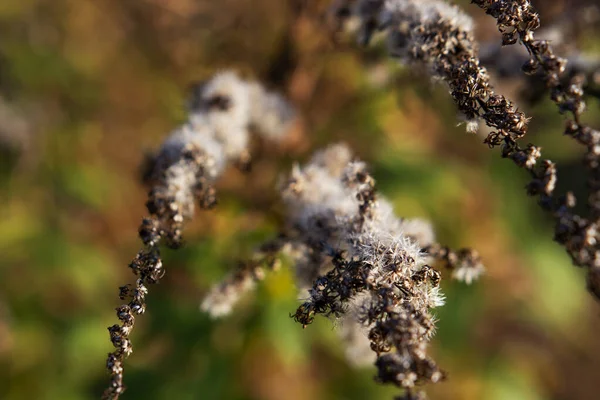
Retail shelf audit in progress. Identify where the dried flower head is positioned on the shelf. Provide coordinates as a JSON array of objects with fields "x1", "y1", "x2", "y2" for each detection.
[
  {"x1": 470, "y1": 0, "x2": 600, "y2": 298},
  {"x1": 103, "y1": 71, "x2": 294, "y2": 400},
  {"x1": 202, "y1": 143, "x2": 481, "y2": 399},
  {"x1": 335, "y1": 0, "x2": 600, "y2": 302}
]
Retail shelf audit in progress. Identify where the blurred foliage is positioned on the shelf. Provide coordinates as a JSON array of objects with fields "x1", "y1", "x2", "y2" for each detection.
[{"x1": 1, "y1": 0, "x2": 600, "y2": 400}]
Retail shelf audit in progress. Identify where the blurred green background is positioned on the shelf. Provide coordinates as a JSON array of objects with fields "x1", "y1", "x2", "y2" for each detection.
[{"x1": 1, "y1": 0, "x2": 600, "y2": 399}]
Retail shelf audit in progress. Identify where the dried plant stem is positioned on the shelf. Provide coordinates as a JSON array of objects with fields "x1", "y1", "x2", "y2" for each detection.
[
  {"x1": 200, "y1": 238, "x2": 285, "y2": 318},
  {"x1": 104, "y1": 150, "x2": 213, "y2": 400},
  {"x1": 102, "y1": 71, "x2": 294, "y2": 399},
  {"x1": 339, "y1": 0, "x2": 600, "y2": 300},
  {"x1": 471, "y1": 0, "x2": 600, "y2": 297},
  {"x1": 105, "y1": 243, "x2": 159, "y2": 399}
]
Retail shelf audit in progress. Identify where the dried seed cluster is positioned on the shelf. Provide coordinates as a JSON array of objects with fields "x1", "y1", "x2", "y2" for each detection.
[
  {"x1": 345, "y1": 0, "x2": 530, "y2": 138},
  {"x1": 286, "y1": 145, "x2": 447, "y2": 399},
  {"x1": 103, "y1": 71, "x2": 294, "y2": 399},
  {"x1": 472, "y1": 0, "x2": 600, "y2": 297},
  {"x1": 478, "y1": 18, "x2": 600, "y2": 106},
  {"x1": 336, "y1": 0, "x2": 600, "y2": 301},
  {"x1": 201, "y1": 250, "x2": 283, "y2": 318},
  {"x1": 202, "y1": 144, "x2": 481, "y2": 399}
]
